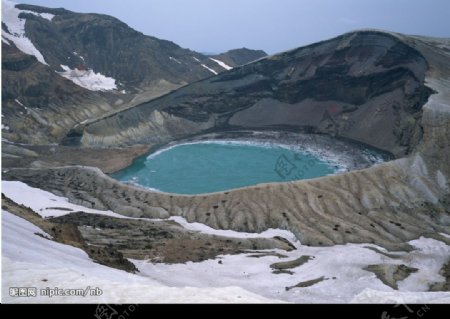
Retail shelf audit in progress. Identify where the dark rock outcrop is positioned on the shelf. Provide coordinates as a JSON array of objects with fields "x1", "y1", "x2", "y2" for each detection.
[
  {"x1": 364, "y1": 264, "x2": 419, "y2": 290},
  {"x1": 50, "y1": 212, "x2": 295, "y2": 263}
]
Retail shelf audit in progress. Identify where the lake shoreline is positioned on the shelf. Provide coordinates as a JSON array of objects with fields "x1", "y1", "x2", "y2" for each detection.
[{"x1": 111, "y1": 130, "x2": 389, "y2": 194}]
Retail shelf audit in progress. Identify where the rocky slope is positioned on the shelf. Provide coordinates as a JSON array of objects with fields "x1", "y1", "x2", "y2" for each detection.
[
  {"x1": 4, "y1": 30, "x2": 449, "y2": 253},
  {"x1": 2, "y1": 28, "x2": 450, "y2": 300},
  {"x1": 1, "y1": 0, "x2": 232, "y2": 144},
  {"x1": 209, "y1": 48, "x2": 268, "y2": 68},
  {"x1": 73, "y1": 31, "x2": 434, "y2": 159},
  {"x1": 2, "y1": 192, "x2": 292, "y2": 266}
]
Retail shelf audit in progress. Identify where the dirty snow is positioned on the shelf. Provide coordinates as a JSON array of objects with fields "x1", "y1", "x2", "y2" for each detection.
[{"x1": 58, "y1": 65, "x2": 117, "y2": 91}]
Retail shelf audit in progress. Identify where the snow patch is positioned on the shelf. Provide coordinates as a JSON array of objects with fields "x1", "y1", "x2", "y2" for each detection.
[
  {"x1": 397, "y1": 237, "x2": 450, "y2": 291},
  {"x1": 411, "y1": 154, "x2": 428, "y2": 176},
  {"x1": 133, "y1": 237, "x2": 450, "y2": 303},
  {"x1": 58, "y1": 65, "x2": 117, "y2": 91},
  {"x1": 201, "y1": 64, "x2": 218, "y2": 75},
  {"x1": 193, "y1": 57, "x2": 201, "y2": 63},
  {"x1": 210, "y1": 57, "x2": 233, "y2": 70},
  {"x1": 436, "y1": 170, "x2": 448, "y2": 190},
  {"x1": 169, "y1": 57, "x2": 182, "y2": 64},
  {"x1": 2, "y1": 180, "x2": 450, "y2": 303},
  {"x1": 14, "y1": 99, "x2": 25, "y2": 107},
  {"x1": 2, "y1": 36, "x2": 10, "y2": 44},
  {"x1": 21, "y1": 10, "x2": 54, "y2": 22},
  {"x1": 440, "y1": 233, "x2": 450, "y2": 239},
  {"x1": 169, "y1": 216, "x2": 300, "y2": 243},
  {"x1": 1, "y1": 180, "x2": 125, "y2": 218},
  {"x1": 1, "y1": 0, "x2": 48, "y2": 65},
  {"x1": 73, "y1": 51, "x2": 85, "y2": 61}
]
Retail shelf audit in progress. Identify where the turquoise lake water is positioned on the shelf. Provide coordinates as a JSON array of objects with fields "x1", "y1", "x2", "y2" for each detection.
[{"x1": 111, "y1": 141, "x2": 338, "y2": 194}]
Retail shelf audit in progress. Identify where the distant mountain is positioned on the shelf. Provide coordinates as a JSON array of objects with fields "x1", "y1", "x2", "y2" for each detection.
[
  {"x1": 1, "y1": 0, "x2": 229, "y2": 143},
  {"x1": 209, "y1": 48, "x2": 268, "y2": 68}
]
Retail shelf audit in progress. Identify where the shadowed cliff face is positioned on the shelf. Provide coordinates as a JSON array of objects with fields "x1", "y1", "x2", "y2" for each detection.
[{"x1": 77, "y1": 31, "x2": 433, "y2": 157}]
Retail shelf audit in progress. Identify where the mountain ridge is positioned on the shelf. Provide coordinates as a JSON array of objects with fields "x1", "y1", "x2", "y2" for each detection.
[
  {"x1": 72, "y1": 30, "x2": 436, "y2": 159},
  {"x1": 2, "y1": 0, "x2": 266, "y2": 144},
  {"x1": 209, "y1": 48, "x2": 268, "y2": 68}
]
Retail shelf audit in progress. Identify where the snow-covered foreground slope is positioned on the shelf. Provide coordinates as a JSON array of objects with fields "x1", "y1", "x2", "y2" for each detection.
[
  {"x1": 2, "y1": 180, "x2": 126, "y2": 219},
  {"x1": 2, "y1": 211, "x2": 280, "y2": 303},
  {"x1": 133, "y1": 238, "x2": 450, "y2": 303},
  {"x1": 2, "y1": 180, "x2": 449, "y2": 303}
]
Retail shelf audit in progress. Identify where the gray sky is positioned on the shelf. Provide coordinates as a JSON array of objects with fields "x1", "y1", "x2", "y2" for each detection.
[{"x1": 15, "y1": 0, "x2": 450, "y2": 54}]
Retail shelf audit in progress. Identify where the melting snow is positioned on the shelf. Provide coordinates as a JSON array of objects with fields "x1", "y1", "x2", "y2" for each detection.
[
  {"x1": 209, "y1": 57, "x2": 233, "y2": 70},
  {"x1": 1, "y1": 211, "x2": 280, "y2": 303},
  {"x1": 58, "y1": 65, "x2": 117, "y2": 91},
  {"x1": 21, "y1": 9, "x2": 55, "y2": 22},
  {"x1": 193, "y1": 57, "x2": 201, "y2": 63},
  {"x1": 2, "y1": 180, "x2": 449, "y2": 303},
  {"x1": 169, "y1": 216, "x2": 299, "y2": 242},
  {"x1": 133, "y1": 238, "x2": 450, "y2": 303},
  {"x1": 1, "y1": 181, "x2": 126, "y2": 218},
  {"x1": 201, "y1": 64, "x2": 218, "y2": 75},
  {"x1": 1, "y1": 0, "x2": 48, "y2": 65}
]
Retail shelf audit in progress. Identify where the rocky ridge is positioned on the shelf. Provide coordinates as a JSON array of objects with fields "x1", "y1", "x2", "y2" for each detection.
[
  {"x1": 73, "y1": 31, "x2": 435, "y2": 159},
  {"x1": 209, "y1": 48, "x2": 268, "y2": 68}
]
